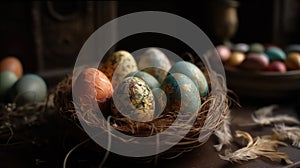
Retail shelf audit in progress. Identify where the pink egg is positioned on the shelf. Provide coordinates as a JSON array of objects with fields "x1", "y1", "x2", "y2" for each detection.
[
  {"x1": 267, "y1": 61, "x2": 287, "y2": 73},
  {"x1": 241, "y1": 53, "x2": 269, "y2": 70},
  {"x1": 216, "y1": 45, "x2": 231, "y2": 62}
]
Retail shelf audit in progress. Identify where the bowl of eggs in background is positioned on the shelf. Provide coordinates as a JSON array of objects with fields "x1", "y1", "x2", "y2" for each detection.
[{"x1": 216, "y1": 43, "x2": 300, "y2": 103}]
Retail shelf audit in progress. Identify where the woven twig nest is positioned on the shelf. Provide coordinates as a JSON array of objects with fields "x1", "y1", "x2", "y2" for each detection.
[{"x1": 54, "y1": 62, "x2": 229, "y2": 159}]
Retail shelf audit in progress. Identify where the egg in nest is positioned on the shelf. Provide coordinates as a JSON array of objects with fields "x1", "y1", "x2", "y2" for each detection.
[
  {"x1": 169, "y1": 61, "x2": 209, "y2": 97},
  {"x1": 162, "y1": 73, "x2": 201, "y2": 114},
  {"x1": 111, "y1": 77, "x2": 155, "y2": 122},
  {"x1": 138, "y1": 48, "x2": 171, "y2": 83},
  {"x1": 99, "y1": 50, "x2": 138, "y2": 88}
]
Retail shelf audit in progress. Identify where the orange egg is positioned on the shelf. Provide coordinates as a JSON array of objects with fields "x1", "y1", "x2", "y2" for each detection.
[
  {"x1": 73, "y1": 68, "x2": 113, "y2": 115},
  {"x1": 0, "y1": 56, "x2": 23, "y2": 78}
]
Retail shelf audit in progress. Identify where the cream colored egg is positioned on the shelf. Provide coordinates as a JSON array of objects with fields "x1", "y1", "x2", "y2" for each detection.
[
  {"x1": 99, "y1": 50, "x2": 138, "y2": 88},
  {"x1": 138, "y1": 48, "x2": 171, "y2": 83}
]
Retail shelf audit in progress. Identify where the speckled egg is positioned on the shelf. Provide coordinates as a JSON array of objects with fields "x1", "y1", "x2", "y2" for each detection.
[
  {"x1": 10, "y1": 74, "x2": 47, "y2": 105},
  {"x1": 232, "y1": 43, "x2": 249, "y2": 53},
  {"x1": 285, "y1": 52, "x2": 300, "y2": 70},
  {"x1": 0, "y1": 56, "x2": 23, "y2": 78},
  {"x1": 264, "y1": 47, "x2": 286, "y2": 61},
  {"x1": 152, "y1": 88, "x2": 167, "y2": 118},
  {"x1": 267, "y1": 61, "x2": 287, "y2": 73},
  {"x1": 162, "y1": 73, "x2": 201, "y2": 114},
  {"x1": 0, "y1": 71, "x2": 18, "y2": 102},
  {"x1": 138, "y1": 48, "x2": 172, "y2": 83},
  {"x1": 125, "y1": 71, "x2": 160, "y2": 89},
  {"x1": 240, "y1": 53, "x2": 269, "y2": 70},
  {"x1": 73, "y1": 68, "x2": 113, "y2": 113},
  {"x1": 226, "y1": 52, "x2": 246, "y2": 67},
  {"x1": 216, "y1": 45, "x2": 231, "y2": 62},
  {"x1": 169, "y1": 61, "x2": 208, "y2": 97},
  {"x1": 111, "y1": 77, "x2": 154, "y2": 122},
  {"x1": 249, "y1": 43, "x2": 265, "y2": 53},
  {"x1": 99, "y1": 50, "x2": 138, "y2": 88}
]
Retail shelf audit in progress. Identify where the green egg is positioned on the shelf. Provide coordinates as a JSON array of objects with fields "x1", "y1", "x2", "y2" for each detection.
[
  {"x1": 0, "y1": 71, "x2": 18, "y2": 102},
  {"x1": 126, "y1": 71, "x2": 160, "y2": 89},
  {"x1": 169, "y1": 61, "x2": 209, "y2": 97},
  {"x1": 10, "y1": 74, "x2": 47, "y2": 105},
  {"x1": 162, "y1": 73, "x2": 201, "y2": 114},
  {"x1": 249, "y1": 43, "x2": 265, "y2": 53}
]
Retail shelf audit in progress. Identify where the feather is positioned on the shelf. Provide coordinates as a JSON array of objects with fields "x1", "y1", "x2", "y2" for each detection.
[
  {"x1": 274, "y1": 124, "x2": 300, "y2": 148},
  {"x1": 219, "y1": 130, "x2": 293, "y2": 165},
  {"x1": 251, "y1": 105, "x2": 300, "y2": 126},
  {"x1": 214, "y1": 110, "x2": 232, "y2": 151}
]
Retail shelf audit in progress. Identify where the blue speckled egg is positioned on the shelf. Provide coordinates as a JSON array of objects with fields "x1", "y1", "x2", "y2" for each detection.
[
  {"x1": 0, "y1": 71, "x2": 18, "y2": 102},
  {"x1": 264, "y1": 47, "x2": 286, "y2": 61},
  {"x1": 169, "y1": 61, "x2": 208, "y2": 97},
  {"x1": 162, "y1": 73, "x2": 201, "y2": 114},
  {"x1": 111, "y1": 77, "x2": 155, "y2": 122},
  {"x1": 152, "y1": 88, "x2": 167, "y2": 118},
  {"x1": 125, "y1": 71, "x2": 160, "y2": 89},
  {"x1": 10, "y1": 74, "x2": 47, "y2": 105},
  {"x1": 138, "y1": 48, "x2": 171, "y2": 83}
]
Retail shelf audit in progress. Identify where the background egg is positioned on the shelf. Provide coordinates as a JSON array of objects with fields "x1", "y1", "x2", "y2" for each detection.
[
  {"x1": 111, "y1": 77, "x2": 154, "y2": 122},
  {"x1": 10, "y1": 74, "x2": 47, "y2": 105},
  {"x1": 285, "y1": 44, "x2": 300, "y2": 54},
  {"x1": 99, "y1": 50, "x2": 138, "y2": 88},
  {"x1": 249, "y1": 43, "x2": 265, "y2": 53},
  {"x1": 285, "y1": 52, "x2": 300, "y2": 70},
  {"x1": 232, "y1": 43, "x2": 249, "y2": 53},
  {"x1": 264, "y1": 47, "x2": 286, "y2": 61},
  {"x1": 226, "y1": 52, "x2": 246, "y2": 67},
  {"x1": 0, "y1": 71, "x2": 18, "y2": 102},
  {"x1": 73, "y1": 68, "x2": 113, "y2": 114},
  {"x1": 125, "y1": 71, "x2": 160, "y2": 89},
  {"x1": 162, "y1": 73, "x2": 201, "y2": 114},
  {"x1": 138, "y1": 48, "x2": 172, "y2": 83},
  {"x1": 169, "y1": 61, "x2": 208, "y2": 97},
  {"x1": 267, "y1": 61, "x2": 287, "y2": 73},
  {"x1": 216, "y1": 45, "x2": 231, "y2": 62},
  {"x1": 0, "y1": 56, "x2": 23, "y2": 78},
  {"x1": 240, "y1": 53, "x2": 269, "y2": 70}
]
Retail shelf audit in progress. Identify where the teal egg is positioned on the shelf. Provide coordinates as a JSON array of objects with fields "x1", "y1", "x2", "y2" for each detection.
[
  {"x1": 10, "y1": 74, "x2": 47, "y2": 105},
  {"x1": 162, "y1": 73, "x2": 201, "y2": 114},
  {"x1": 169, "y1": 61, "x2": 208, "y2": 97},
  {"x1": 125, "y1": 71, "x2": 160, "y2": 89},
  {"x1": 0, "y1": 71, "x2": 18, "y2": 102},
  {"x1": 152, "y1": 88, "x2": 167, "y2": 117},
  {"x1": 249, "y1": 43, "x2": 265, "y2": 53},
  {"x1": 264, "y1": 47, "x2": 286, "y2": 61}
]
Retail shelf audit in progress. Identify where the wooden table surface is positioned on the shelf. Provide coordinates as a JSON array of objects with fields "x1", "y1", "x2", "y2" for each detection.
[{"x1": 1, "y1": 99, "x2": 300, "y2": 168}]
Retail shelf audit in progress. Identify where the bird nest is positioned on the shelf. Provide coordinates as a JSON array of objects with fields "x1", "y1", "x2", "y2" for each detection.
[{"x1": 53, "y1": 64, "x2": 229, "y2": 159}]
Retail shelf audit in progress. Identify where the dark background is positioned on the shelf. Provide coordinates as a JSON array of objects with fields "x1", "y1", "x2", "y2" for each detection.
[{"x1": 0, "y1": 1, "x2": 299, "y2": 88}]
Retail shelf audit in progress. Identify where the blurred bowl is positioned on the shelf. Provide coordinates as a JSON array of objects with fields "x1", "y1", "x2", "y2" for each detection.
[{"x1": 225, "y1": 66, "x2": 300, "y2": 102}]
